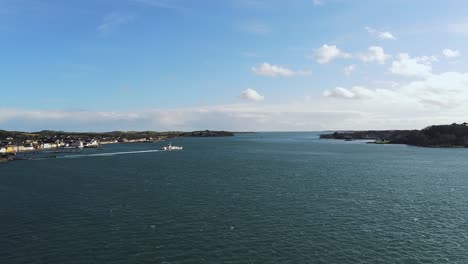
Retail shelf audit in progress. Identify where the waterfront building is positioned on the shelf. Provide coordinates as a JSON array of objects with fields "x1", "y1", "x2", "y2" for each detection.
[
  {"x1": 18, "y1": 145, "x2": 35, "y2": 152},
  {"x1": 6, "y1": 146, "x2": 16, "y2": 153}
]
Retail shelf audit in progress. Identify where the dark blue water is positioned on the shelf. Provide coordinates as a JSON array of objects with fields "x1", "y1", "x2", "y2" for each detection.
[{"x1": 1, "y1": 133, "x2": 468, "y2": 263}]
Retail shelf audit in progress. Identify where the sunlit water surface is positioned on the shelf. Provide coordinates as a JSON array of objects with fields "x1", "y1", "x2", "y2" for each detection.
[{"x1": 1, "y1": 133, "x2": 468, "y2": 263}]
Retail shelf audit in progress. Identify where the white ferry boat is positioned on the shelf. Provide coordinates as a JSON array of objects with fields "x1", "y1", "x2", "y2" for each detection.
[{"x1": 161, "y1": 142, "x2": 183, "y2": 151}]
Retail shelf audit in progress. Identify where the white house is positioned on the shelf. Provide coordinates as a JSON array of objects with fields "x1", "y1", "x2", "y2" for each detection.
[
  {"x1": 42, "y1": 143, "x2": 56, "y2": 149},
  {"x1": 85, "y1": 140, "x2": 100, "y2": 148},
  {"x1": 18, "y1": 145, "x2": 35, "y2": 152}
]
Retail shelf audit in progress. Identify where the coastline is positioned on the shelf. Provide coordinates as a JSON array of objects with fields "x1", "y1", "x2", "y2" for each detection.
[
  {"x1": 320, "y1": 123, "x2": 468, "y2": 148},
  {"x1": 0, "y1": 130, "x2": 240, "y2": 164},
  {"x1": 0, "y1": 141, "x2": 154, "y2": 165}
]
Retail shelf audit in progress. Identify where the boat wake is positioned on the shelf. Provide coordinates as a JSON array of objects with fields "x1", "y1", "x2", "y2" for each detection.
[{"x1": 59, "y1": 149, "x2": 161, "y2": 159}]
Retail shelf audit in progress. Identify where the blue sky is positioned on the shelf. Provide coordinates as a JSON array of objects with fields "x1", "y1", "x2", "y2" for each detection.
[{"x1": 1, "y1": 0, "x2": 468, "y2": 131}]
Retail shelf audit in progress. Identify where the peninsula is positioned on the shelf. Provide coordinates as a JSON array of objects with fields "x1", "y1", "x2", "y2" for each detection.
[{"x1": 320, "y1": 123, "x2": 468, "y2": 148}]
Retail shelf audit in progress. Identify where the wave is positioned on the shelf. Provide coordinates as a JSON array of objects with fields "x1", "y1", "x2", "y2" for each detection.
[{"x1": 59, "y1": 149, "x2": 161, "y2": 159}]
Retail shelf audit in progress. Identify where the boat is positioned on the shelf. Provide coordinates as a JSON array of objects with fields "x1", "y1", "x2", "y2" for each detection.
[{"x1": 161, "y1": 142, "x2": 183, "y2": 151}]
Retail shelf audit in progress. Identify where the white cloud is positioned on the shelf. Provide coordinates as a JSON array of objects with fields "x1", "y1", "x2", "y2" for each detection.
[
  {"x1": 240, "y1": 88, "x2": 265, "y2": 101},
  {"x1": 252, "y1": 63, "x2": 310, "y2": 77},
  {"x1": 97, "y1": 13, "x2": 134, "y2": 36},
  {"x1": 389, "y1": 53, "x2": 436, "y2": 78},
  {"x1": 323, "y1": 70, "x2": 468, "y2": 109},
  {"x1": 315, "y1": 45, "x2": 389, "y2": 64},
  {"x1": 344, "y1": 65, "x2": 356, "y2": 76},
  {"x1": 323, "y1": 86, "x2": 375, "y2": 100},
  {"x1": 358, "y1": 46, "x2": 390, "y2": 64},
  {"x1": 323, "y1": 87, "x2": 356, "y2": 99},
  {"x1": 365, "y1": 26, "x2": 396, "y2": 40},
  {"x1": 379, "y1": 32, "x2": 396, "y2": 40},
  {"x1": 399, "y1": 72, "x2": 468, "y2": 107},
  {"x1": 314, "y1": 44, "x2": 351, "y2": 64},
  {"x1": 442, "y1": 48, "x2": 461, "y2": 58}
]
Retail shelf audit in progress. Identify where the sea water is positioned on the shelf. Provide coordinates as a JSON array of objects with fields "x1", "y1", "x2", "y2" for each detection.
[{"x1": 1, "y1": 133, "x2": 468, "y2": 263}]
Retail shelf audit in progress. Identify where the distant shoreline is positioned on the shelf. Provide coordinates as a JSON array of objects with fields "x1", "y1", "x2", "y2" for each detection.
[
  {"x1": 320, "y1": 123, "x2": 468, "y2": 148},
  {"x1": 0, "y1": 141, "x2": 157, "y2": 164},
  {"x1": 0, "y1": 130, "x2": 241, "y2": 163}
]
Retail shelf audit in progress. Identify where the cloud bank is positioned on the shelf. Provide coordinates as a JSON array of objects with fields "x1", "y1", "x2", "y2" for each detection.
[{"x1": 3, "y1": 64, "x2": 468, "y2": 133}]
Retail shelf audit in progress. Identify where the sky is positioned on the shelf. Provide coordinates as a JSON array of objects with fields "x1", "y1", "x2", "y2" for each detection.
[{"x1": 1, "y1": 0, "x2": 468, "y2": 131}]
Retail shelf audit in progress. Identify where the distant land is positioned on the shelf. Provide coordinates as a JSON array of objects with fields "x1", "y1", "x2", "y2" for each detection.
[
  {"x1": 0, "y1": 130, "x2": 236, "y2": 141},
  {"x1": 0, "y1": 130, "x2": 238, "y2": 162},
  {"x1": 320, "y1": 123, "x2": 468, "y2": 148}
]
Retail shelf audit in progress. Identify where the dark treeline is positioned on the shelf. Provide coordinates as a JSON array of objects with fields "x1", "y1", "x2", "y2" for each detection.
[
  {"x1": 320, "y1": 123, "x2": 468, "y2": 147},
  {"x1": 395, "y1": 123, "x2": 468, "y2": 147}
]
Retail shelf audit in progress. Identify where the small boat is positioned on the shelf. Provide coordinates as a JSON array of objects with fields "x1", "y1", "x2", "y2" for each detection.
[{"x1": 161, "y1": 142, "x2": 183, "y2": 151}]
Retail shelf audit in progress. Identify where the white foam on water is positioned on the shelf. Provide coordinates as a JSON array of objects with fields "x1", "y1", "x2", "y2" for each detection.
[{"x1": 60, "y1": 149, "x2": 160, "y2": 159}]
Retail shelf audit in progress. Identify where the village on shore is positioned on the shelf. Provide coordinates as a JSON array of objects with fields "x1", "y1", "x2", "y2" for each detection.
[
  {"x1": 0, "y1": 130, "x2": 236, "y2": 161},
  {"x1": 0, "y1": 135, "x2": 160, "y2": 155}
]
